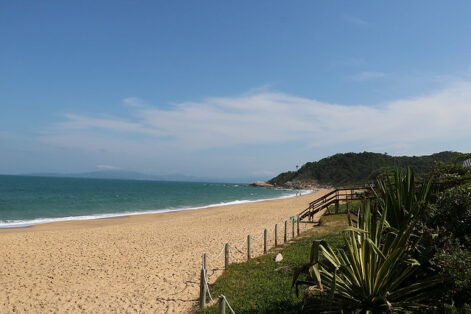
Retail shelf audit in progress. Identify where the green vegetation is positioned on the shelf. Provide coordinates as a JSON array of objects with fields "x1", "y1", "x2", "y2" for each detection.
[
  {"x1": 293, "y1": 170, "x2": 441, "y2": 312},
  {"x1": 326, "y1": 200, "x2": 361, "y2": 214},
  {"x1": 200, "y1": 163, "x2": 471, "y2": 313},
  {"x1": 198, "y1": 215, "x2": 349, "y2": 314},
  {"x1": 268, "y1": 151, "x2": 463, "y2": 187},
  {"x1": 293, "y1": 166, "x2": 471, "y2": 312},
  {"x1": 424, "y1": 164, "x2": 471, "y2": 310},
  {"x1": 375, "y1": 168, "x2": 432, "y2": 231}
]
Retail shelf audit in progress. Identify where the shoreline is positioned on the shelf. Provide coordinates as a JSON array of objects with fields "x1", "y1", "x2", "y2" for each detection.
[
  {"x1": 0, "y1": 189, "x2": 314, "y2": 229},
  {"x1": 0, "y1": 189, "x2": 329, "y2": 313}
]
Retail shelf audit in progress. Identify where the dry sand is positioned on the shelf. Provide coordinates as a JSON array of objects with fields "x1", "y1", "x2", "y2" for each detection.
[{"x1": 0, "y1": 189, "x2": 329, "y2": 313}]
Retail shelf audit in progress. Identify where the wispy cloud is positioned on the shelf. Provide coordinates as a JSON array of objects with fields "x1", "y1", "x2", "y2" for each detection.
[
  {"x1": 57, "y1": 114, "x2": 163, "y2": 136},
  {"x1": 350, "y1": 71, "x2": 387, "y2": 81},
  {"x1": 96, "y1": 165, "x2": 120, "y2": 170},
  {"x1": 344, "y1": 14, "x2": 368, "y2": 26},
  {"x1": 252, "y1": 170, "x2": 275, "y2": 176},
  {"x1": 123, "y1": 97, "x2": 146, "y2": 107},
  {"x1": 331, "y1": 56, "x2": 367, "y2": 68},
  {"x1": 39, "y1": 81, "x2": 471, "y2": 159},
  {"x1": 0, "y1": 131, "x2": 16, "y2": 139}
]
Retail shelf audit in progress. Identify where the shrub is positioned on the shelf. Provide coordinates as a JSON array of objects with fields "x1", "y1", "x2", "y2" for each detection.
[
  {"x1": 292, "y1": 200, "x2": 441, "y2": 313},
  {"x1": 433, "y1": 243, "x2": 471, "y2": 309},
  {"x1": 428, "y1": 185, "x2": 471, "y2": 248}
]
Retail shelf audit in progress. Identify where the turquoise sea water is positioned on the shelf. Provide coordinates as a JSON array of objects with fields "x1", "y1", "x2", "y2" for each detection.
[{"x1": 0, "y1": 175, "x2": 306, "y2": 228}]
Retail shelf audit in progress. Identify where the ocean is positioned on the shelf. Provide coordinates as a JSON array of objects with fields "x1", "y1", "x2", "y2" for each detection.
[{"x1": 0, "y1": 175, "x2": 307, "y2": 228}]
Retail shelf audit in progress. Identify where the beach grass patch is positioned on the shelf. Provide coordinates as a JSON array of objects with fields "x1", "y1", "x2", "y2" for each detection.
[
  {"x1": 325, "y1": 199, "x2": 362, "y2": 214},
  {"x1": 198, "y1": 215, "x2": 347, "y2": 314}
]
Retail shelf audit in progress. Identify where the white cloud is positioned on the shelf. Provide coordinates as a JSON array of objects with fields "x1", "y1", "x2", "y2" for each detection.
[
  {"x1": 350, "y1": 71, "x2": 386, "y2": 81},
  {"x1": 39, "y1": 81, "x2": 471, "y2": 157}
]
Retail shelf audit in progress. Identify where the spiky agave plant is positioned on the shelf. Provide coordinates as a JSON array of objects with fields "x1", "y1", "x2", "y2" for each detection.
[
  {"x1": 293, "y1": 200, "x2": 441, "y2": 313},
  {"x1": 375, "y1": 168, "x2": 432, "y2": 232}
]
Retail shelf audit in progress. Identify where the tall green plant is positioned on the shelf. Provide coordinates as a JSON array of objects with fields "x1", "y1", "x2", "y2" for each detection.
[
  {"x1": 292, "y1": 170, "x2": 441, "y2": 312},
  {"x1": 375, "y1": 168, "x2": 432, "y2": 231},
  {"x1": 293, "y1": 201, "x2": 440, "y2": 312}
]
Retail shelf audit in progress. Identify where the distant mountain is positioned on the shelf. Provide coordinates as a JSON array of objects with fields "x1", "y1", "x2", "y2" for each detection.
[
  {"x1": 22, "y1": 170, "x2": 264, "y2": 184},
  {"x1": 268, "y1": 151, "x2": 465, "y2": 188}
]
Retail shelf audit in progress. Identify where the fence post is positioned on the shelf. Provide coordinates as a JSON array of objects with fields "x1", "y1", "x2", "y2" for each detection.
[
  {"x1": 292, "y1": 218, "x2": 295, "y2": 238},
  {"x1": 347, "y1": 206, "x2": 351, "y2": 225},
  {"x1": 284, "y1": 220, "x2": 287, "y2": 244},
  {"x1": 200, "y1": 268, "x2": 207, "y2": 308},
  {"x1": 219, "y1": 295, "x2": 226, "y2": 314},
  {"x1": 247, "y1": 234, "x2": 251, "y2": 260},
  {"x1": 202, "y1": 252, "x2": 207, "y2": 270},
  {"x1": 263, "y1": 228, "x2": 267, "y2": 254},
  {"x1": 296, "y1": 215, "x2": 300, "y2": 236},
  {"x1": 275, "y1": 224, "x2": 278, "y2": 246},
  {"x1": 224, "y1": 243, "x2": 229, "y2": 270},
  {"x1": 335, "y1": 200, "x2": 339, "y2": 214}
]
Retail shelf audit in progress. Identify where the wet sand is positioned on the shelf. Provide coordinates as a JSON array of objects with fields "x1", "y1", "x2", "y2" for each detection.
[{"x1": 0, "y1": 189, "x2": 329, "y2": 313}]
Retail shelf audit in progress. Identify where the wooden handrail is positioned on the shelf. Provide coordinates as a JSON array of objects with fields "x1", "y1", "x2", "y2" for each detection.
[
  {"x1": 308, "y1": 189, "x2": 338, "y2": 207},
  {"x1": 298, "y1": 187, "x2": 369, "y2": 222}
]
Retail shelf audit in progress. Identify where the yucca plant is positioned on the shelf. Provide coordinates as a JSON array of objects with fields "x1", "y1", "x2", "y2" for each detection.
[
  {"x1": 375, "y1": 168, "x2": 437, "y2": 271},
  {"x1": 293, "y1": 197, "x2": 441, "y2": 313},
  {"x1": 375, "y1": 168, "x2": 432, "y2": 232}
]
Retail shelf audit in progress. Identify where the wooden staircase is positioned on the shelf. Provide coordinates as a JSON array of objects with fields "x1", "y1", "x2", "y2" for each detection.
[{"x1": 298, "y1": 188, "x2": 369, "y2": 223}]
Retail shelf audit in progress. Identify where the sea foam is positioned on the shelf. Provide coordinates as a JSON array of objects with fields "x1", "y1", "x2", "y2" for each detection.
[{"x1": 0, "y1": 188, "x2": 313, "y2": 228}]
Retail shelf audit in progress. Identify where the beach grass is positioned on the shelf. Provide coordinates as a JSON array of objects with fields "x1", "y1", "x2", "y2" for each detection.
[
  {"x1": 326, "y1": 199, "x2": 362, "y2": 214},
  {"x1": 198, "y1": 214, "x2": 348, "y2": 314}
]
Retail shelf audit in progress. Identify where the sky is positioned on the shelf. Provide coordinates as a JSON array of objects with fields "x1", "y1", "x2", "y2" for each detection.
[{"x1": 1, "y1": 1, "x2": 471, "y2": 179}]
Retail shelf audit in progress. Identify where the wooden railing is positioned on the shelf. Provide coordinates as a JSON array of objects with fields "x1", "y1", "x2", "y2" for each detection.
[{"x1": 298, "y1": 188, "x2": 370, "y2": 222}]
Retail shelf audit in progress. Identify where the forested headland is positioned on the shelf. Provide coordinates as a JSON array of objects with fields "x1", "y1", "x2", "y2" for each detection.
[{"x1": 268, "y1": 151, "x2": 464, "y2": 188}]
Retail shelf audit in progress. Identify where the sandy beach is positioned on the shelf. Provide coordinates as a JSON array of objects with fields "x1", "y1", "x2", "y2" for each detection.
[{"x1": 0, "y1": 189, "x2": 329, "y2": 313}]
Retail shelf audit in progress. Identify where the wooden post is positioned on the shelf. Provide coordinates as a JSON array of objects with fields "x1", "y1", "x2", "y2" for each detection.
[
  {"x1": 263, "y1": 228, "x2": 267, "y2": 254},
  {"x1": 199, "y1": 268, "x2": 207, "y2": 308},
  {"x1": 291, "y1": 218, "x2": 295, "y2": 238},
  {"x1": 335, "y1": 200, "x2": 339, "y2": 214},
  {"x1": 296, "y1": 215, "x2": 300, "y2": 236},
  {"x1": 284, "y1": 220, "x2": 287, "y2": 244},
  {"x1": 274, "y1": 224, "x2": 278, "y2": 246},
  {"x1": 224, "y1": 243, "x2": 229, "y2": 270},
  {"x1": 219, "y1": 295, "x2": 226, "y2": 314},
  {"x1": 347, "y1": 205, "x2": 351, "y2": 225},
  {"x1": 247, "y1": 234, "x2": 251, "y2": 260},
  {"x1": 202, "y1": 252, "x2": 207, "y2": 270}
]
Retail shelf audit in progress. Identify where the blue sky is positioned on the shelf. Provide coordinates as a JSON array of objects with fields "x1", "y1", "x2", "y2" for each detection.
[{"x1": 1, "y1": 1, "x2": 471, "y2": 179}]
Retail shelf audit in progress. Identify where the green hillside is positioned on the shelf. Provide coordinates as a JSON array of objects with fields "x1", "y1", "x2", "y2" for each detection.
[{"x1": 268, "y1": 151, "x2": 463, "y2": 188}]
